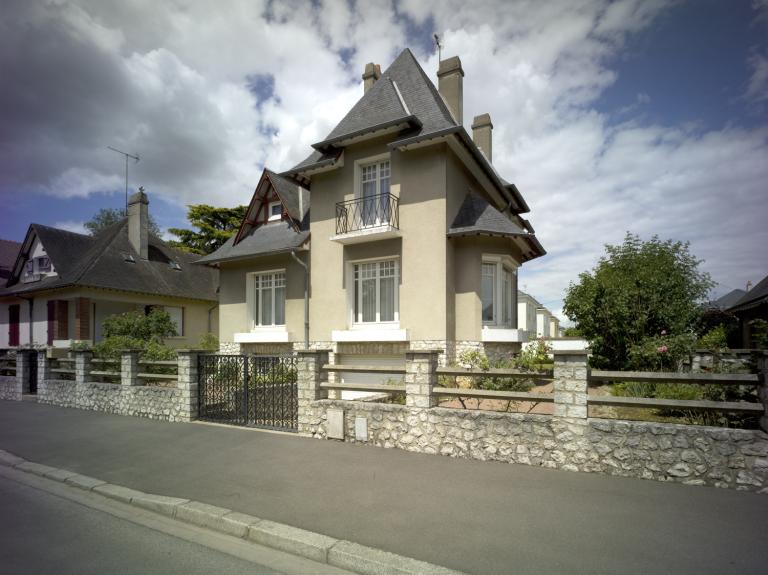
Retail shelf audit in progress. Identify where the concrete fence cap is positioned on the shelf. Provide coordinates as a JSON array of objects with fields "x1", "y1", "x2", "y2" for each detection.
[
  {"x1": 406, "y1": 349, "x2": 444, "y2": 355},
  {"x1": 551, "y1": 349, "x2": 590, "y2": 356},
  {"x1": 296, "y1": 349, "x2": 333, "y2": 354}
]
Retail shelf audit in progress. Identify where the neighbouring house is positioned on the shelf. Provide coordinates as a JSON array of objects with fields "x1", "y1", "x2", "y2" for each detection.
[
  {"x1": 200, "y1": 48, "x2": 545, "y2": 373},
  {"x1": 549, "y1": 315, "x2": 560, "y2": 339},
  {"x1": 728, "y1": 275, "x2": 768, "y2": 348},
  {"x1": 0, "y1": 191, "x2": 219, "y2": 349},
  {"x1": 517, "y1": 290, "x2": 540, "y2": 340},
  {"x1": 0, "y1": 239, "x2": 21, "y2": 285},
  {"x1": 536, "y1": 307, "x2": 551, "y2": 338},
  {"x1": 709, "y1": 288, "x2": 747, "y2": 310}
]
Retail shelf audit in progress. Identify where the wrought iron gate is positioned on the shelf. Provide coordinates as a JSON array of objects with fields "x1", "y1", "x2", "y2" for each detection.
[{"x1": 197, "y1": 355, "x2": 298, "y2": 432}]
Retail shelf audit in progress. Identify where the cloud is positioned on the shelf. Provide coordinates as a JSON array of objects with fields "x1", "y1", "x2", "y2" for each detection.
[
  {"x1": 52, "y1": 220, "x2": 89, "y2": 236},
  {"x1": 1, "y1": 0, "x2": 765, "y2": 323}
]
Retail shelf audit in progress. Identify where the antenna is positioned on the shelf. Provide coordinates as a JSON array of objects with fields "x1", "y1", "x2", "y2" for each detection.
[
  {"x1": 433, "y1": 33, "x2": 443, "y2": 61},
  {"x1": 107, "y1": 146, "x2": 140, "y2": 212}
]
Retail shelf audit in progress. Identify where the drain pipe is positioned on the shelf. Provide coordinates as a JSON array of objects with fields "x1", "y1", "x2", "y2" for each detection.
[{"x1": 290, "y1": 250, "x2": 309, "y2": 348}]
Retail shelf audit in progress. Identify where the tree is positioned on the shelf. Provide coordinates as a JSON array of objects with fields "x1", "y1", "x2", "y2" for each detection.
[
  {"x1": 167, "y1": 204, "x2": 247, "y2": 255},
  {"x1": 563, "y1": 233, "x2": 714, "y2": 369},
  {"x1": 84, "y1": 207, "x2": 161, "y2": 236}
]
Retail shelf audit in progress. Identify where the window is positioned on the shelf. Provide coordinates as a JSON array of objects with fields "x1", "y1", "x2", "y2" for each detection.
[
  {"x1": 353, "y1": 259, "x2": 398, "y2": 324},
  {"x1": 25, "y1": 261, "x2": 33, "y2": 275},
  {"x1": 37, "y1": 257, "x2": 51, "y2": 271},
  {"x1": 163, "y1": 306, "x2": 184, "y2": 336},
  {"x1": 481, "y1": 258, "x2": 516, "y2": 327},
  {"x1": 249, "y1": 271, "x2": 286, "y2": 327},
  {"x1": 268, "y1": 201, "x2": 282, "y2": 221},
  {"x1": 359, "y1": 159, "x2": 390, "y2": 226}
]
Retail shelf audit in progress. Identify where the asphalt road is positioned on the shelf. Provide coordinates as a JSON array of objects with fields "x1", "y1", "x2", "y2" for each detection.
[
  {"x1": 1, "y1": 400, "x2": 767, "y2": 574},
  {"x1": 0, "y1": 473, "x2": 279, "y2": 575}
]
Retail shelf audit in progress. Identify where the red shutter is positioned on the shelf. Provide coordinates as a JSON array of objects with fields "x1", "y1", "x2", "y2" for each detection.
[
  {"x1": 47, "y1": 300, "x2": 55, "y2": 346},
  {"x1": 9, "y1": 305, "x2": 20, "y2": 347}
]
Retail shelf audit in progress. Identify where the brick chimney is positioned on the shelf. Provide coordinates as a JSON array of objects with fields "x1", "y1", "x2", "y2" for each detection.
[
  {"x1": 437, "y1": 56, "x2": 464, "y2": 125},
  {"x1": 472, "y1": 113, "x2": 493, "y2": 161},
  {"x1": 362, "y1": 63, "x2": 382, "y2": 93},
  {"x1": 128, "y1": 188, "x2": 149, "y2": 260}
]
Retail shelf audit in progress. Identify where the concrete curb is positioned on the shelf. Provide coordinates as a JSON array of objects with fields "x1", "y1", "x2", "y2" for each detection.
[{"x1": 0, "y1": 449, "x2": 464, "y2": 575}]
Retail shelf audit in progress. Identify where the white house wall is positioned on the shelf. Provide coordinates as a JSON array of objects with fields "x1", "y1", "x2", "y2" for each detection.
[{"x1": 0, "y1": 303, "x2": 9, "y2": 348}]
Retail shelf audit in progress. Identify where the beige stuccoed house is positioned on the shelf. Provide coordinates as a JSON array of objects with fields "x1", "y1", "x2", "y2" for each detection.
[
  {"x1": 200, "y1": 48, "x2": 545, "y2": 375},
  {"x1": 0, "y1": 191, "x2": 219, "y2": 350}
]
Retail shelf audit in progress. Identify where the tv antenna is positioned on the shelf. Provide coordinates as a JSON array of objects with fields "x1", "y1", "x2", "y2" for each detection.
[
  {"x1": 107, "y1": 146, "x2": 140, "y2": 211},
  {"x1": 433, "y1": 34, "x2": 443, "y2": 61}
]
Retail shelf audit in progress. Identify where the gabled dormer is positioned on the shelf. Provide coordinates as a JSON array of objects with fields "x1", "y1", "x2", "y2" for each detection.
[{"x1": 9, "y1": 225, "x2": 85, "y2": 286}]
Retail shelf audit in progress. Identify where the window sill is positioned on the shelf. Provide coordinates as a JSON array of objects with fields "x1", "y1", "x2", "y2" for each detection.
[
  {"x1": 234, "y1": 329, "x2": 290, "y2": 343},
  {"x1": 481, "y1": 328, "x2": 527, "y2": 343},
  {"x1": 332, "y1": 328, "x2": 408, "y2": 342}
]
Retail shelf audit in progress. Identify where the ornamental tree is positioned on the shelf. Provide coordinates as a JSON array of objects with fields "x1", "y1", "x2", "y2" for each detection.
[{"x1": 563, "y1": 233, "x2": 713, "y2": 369}]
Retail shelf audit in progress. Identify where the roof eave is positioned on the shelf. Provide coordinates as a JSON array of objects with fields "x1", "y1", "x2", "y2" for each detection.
[
  {"x1": 195, "y1": 244, "x2": 309, "y2": 266},
  {"x1": 312, "y1": 115, "x2": 422, "y2": 151}
]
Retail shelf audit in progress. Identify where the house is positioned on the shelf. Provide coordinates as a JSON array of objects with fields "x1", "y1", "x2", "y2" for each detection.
[
  {"x1": 200, "y1": 49, "x2": 545, "y2": 369},
  {"x1": 727, "y1": 275, "x2": 768, "y2": 348},
  {"x1": 517, "y1": 290, "x2": 540, "y2": 339},
  {"x1": 549, "y1": 315, "x2": 560, "y2": 338},
  {"x1": 536, "y1": 307, "x2": 551, "y2": 338},
  {"x1": 0, "y1": 239, "x2": 21, "y2": 283},
  {"x1": 0, "y1": 191, "x2": 219, "y2": 349},
  {"x1": 710, "y1": 289, "x2": 747, "y2": 310}
]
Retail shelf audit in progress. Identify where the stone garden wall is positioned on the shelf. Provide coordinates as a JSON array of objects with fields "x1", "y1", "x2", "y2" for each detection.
[
  {"x1": 303, "y1": 400, "x2": 768, "y2": 491},
  {"x1": 38, "y1": 379, "x2": 186, "y2": 422},
  {"x1": 0, "y1": 376, "x2": 20, "y2": 401}
]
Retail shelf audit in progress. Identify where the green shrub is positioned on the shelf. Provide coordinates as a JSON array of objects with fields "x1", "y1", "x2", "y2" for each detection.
[
  {"x1": 697, "y1": 325, "x2": 729, "y2": 354},
  {"x1": 198, "y1": 332, "x2": 219, "y2": 351},
  {"x1": 103, "y1": 308, "x2": 177, "y2": 341},
  {"x1": 627, "y1": 331, "x2": 696, "y2": 371}
]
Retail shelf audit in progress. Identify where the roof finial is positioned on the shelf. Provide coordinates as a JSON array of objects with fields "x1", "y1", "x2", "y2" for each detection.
[{"x1": 433, "y1": 33, "x2": 443, "y2": 61}]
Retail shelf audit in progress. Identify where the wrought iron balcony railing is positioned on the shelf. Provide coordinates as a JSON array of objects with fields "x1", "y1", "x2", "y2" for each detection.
[{"x1": 335, "y1": 193, "x2": 399, "y2": 236}]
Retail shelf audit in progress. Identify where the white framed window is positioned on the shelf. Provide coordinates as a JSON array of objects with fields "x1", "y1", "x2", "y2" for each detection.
[
  {"x1": 352, "y1": 258, "x2": 399, "y2": 325},
  {"x1": 247, "y1": 270, "x2": 286, "y2": 328},
  {"x1": 25, "y1": 261, "x2": 34, "y2": 275},
  {"x1": 163, "y1": 306, "x2": 184, "y2": 336},
  {"x1": 357, "y1": 156, "x2": 391, "y2": 227},
  {"x1": 268, "y1": 201, "x2": 282, "y2": 221},
  {"x1": 481, "y1": 256, "x2": 517, "y2": 327},
  {"x1": 37, "y1": 256, "x2": 51, "y2": 271}
]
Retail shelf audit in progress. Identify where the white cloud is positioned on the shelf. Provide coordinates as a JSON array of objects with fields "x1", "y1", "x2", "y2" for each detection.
[
  {"x1": 1, "y1": 0, "x2": 766, "y2": 324},
  {"x1": 52, "y1": 220, "x2": 89, "y2": 236}
]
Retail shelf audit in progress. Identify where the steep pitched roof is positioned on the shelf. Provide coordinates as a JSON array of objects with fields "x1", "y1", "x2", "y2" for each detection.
[
  {"x1": 1, "y1": 221, "x2": 217, "y2": 301},
  {"x1": 0, "y1": 239, "x2": 21, "y2": 282},
  {"x1": 267, "y1": 169, "x2": 309, "y2": 223},
  {"x1": 728, "y1": 275, "x2": 768, "y2": 312},
  {"x1": 710, "y1": 289, "x2": 747, "y2": 310},
  {"x1": 197, "y1": 222, "x2": 309, "y2": 265}
]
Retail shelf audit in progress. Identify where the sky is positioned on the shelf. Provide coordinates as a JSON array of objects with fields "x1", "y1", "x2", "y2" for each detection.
[{"x1": 0, "y1": 0, "x2": 766, "y2": 323}]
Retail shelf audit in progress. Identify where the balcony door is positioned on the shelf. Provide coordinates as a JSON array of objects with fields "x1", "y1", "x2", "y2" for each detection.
[{"x1": 360, "y1": 160, "x2": 390, "y2": 227}]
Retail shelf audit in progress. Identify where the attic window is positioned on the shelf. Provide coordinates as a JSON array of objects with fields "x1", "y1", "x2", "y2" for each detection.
[
  {"x1": 37, "y1": 257, "x2": 51, "y2": 271},
  {"x1": 169, "y1": 261, "x2": 182, "y2": 271},
  {"x1": 268, "y1": 201, "x2": 282, "y2": 221},
  {"x1": 122, "y1": 253, "x2": 136, "y2": 263}
]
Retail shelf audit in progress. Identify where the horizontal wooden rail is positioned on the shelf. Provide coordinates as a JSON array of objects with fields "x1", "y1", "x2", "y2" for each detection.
[
  {"x1": 57, "y1": 358, "x2": 74, "y2": 363},
  {"x1": 137, "y1": 373, "x2": 178, "y2": 380},
  {"x1": 322, "y1": 364, "x2": 406, "y2": 374},
  {"x1": 433, "y1": 387, "x2": 554, "y2": 402},
  {"x1": 91, "y1": 370, "x2": 120, "y2": 377},
  {"x1": 589, "y1": 370, "x2": 759, "y2": 385},
  {"x1": 320, "y1": 382, "x2": 406, "y2": 393},
  {"x1": 139, "y1": 360, "x2": 178, "y2": 366},
  {"x1": 436, "y1": 367, "x2": 554, "y2": 379},
  {"x1": 588, "y1": 395, "x2": 763, "y2": 413},
  {"x1": 50, "y1": 368, "x2": 75, "y2": 374}
]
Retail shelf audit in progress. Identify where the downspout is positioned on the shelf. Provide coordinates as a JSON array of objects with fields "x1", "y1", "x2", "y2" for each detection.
[
  {"x1": 207, "y1": 302, "x2": 218, "y2": 334},
  {"x1": 290, "y1": 250, "x2": 309, "y2": 348}
]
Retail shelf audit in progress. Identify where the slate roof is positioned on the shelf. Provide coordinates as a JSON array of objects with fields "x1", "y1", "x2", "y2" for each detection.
[
  {"x1": 266, "y1": 169, "x2": 309, "y2": 223},
  {"x1": 197, "y1": 222, "x2": 309, "y2": 265},
  {"x1": 1, "y1": 222, "x2": 217, "y2": 301},
  {"x1": 728, "y1": 275, "x2": 768, "y2": 312},
  {"x1": 448, "y1": 193, "x2": 528, "y2": 237},
  {"x1": 0, "y1": 239, "x2": 21, "y2": 283},
  {"x1": 710, "y1": 289, "x2": 747, "y2": 310}
]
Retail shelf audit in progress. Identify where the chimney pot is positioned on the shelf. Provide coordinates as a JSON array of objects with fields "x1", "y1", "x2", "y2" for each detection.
[
  {"x1": 471, "y1": 113, "x2": 493, "y2": 162},
  {"x1": 128, "y1": 189, "x2": 149, "y2": 260},
  {"x1": 362, "y1": 62, "x2": 382, "y2": 93},
  {"x1": 437, "y1": 56, "x2": 464, "y2": 125}
]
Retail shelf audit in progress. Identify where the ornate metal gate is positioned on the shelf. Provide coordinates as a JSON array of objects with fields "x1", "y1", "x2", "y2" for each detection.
[{"x1": 197, "y1": 354, "x2": 298, "y2": 432}]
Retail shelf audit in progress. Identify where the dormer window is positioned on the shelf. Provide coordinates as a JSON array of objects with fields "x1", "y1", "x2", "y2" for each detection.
[
  {"x1": 268, "y1": 201, "x2": 282, "y2": 221},
  {"x1": 122, "y1": 253, "x2": 136, "y2": 263},
  {"x1": 169, "y1": 261, "x2": 182, "y2": 271},
  {"x1": 25, "y1": 261, "x2": 34, "y2": 275},
  {"x1": 37, "y1": 257, "x2": 51, "y2": 271}
]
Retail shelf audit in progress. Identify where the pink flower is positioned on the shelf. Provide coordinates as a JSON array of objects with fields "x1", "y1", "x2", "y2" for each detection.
[
  {"x1": 660, "y1": 330, "x2": 667, "y2": 336},
  {"x1": 657, "y1": 345, "x2": 668, "y2": 353}
]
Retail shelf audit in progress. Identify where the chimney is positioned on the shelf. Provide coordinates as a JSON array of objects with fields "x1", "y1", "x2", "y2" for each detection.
[
  {"x1": 128, "y1": 187, "x2": 149, "y2": 260},
  {"x1": 437, "y1": 55, "x2": 464, "y2": 125},
  {"x1": 471, "y1": 113, "x2": 493, "y2": 161},
  {"x1": 746, "y1": 281, "x2": 753, "y2": 291},
  {"x1": 362, "y1": 63, "x2": 381, "y2": 93}
]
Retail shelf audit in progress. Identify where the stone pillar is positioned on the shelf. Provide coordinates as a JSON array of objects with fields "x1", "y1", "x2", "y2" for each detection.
[
  {"x1": 38, "y1": 350, "x2": 51, "y2": 389},
  {"x1": 120, "y1": 350, "x2": 140, "y2": 386},
  {"x1": 16, "y1": 349, "x2": 33, "y2": 394},
  {"x1": 405, "y1": 350, "x2": 439, "y2": 408},
  {"x1": 74, "y1": 349, "x2": 92, "y2": 385},
  {"x1": 297, "y1": 350, "x2": 329, "y2": 435},
  {"x1": 176, "y1": 350, "x2": 200, "y2": 422},
  {"x1": 757, "y1": 352, "x2": 768, "y2": 434},
  {"x1": 553, "y1": 350, "x2": 589, "y2": 420}
]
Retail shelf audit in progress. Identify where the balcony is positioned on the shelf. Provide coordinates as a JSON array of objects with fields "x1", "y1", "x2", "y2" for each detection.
[{"x1": 331, "y1": 193, "x2": 400, "y2": 244}]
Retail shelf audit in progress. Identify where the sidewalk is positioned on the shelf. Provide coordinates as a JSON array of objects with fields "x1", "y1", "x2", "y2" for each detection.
[{"x1": 1, "y1": 401, "x2": 766, "y2": 574}]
